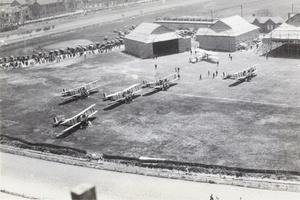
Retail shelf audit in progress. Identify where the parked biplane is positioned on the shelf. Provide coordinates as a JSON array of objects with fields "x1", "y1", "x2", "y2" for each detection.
[
  {"x1": 142, "y1": 73, "x2": 179, "y2": 91},
  {"x1": 224, "y1": 65, "x2": 257, "y2": 82},
  {"x1": 103, "y1": 83, "x2": 142, "y2": 104},
  {"x1": 61, "y1": 80, "x2": 99, "y2": 100},
  {"x1": 53, "y1": 104, "x2": 98, "y2": 138},
  {"x1": 189, "y1": 49, "x2": 219, "y2": 63}
]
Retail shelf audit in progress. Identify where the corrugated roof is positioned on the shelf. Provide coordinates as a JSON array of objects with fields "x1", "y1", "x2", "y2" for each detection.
[
  {"x1": 196, "y1": 15, "x2": 259, "y2": 37},
  {"x1": 266, "y1": 23, "x2": 300, "y2": 40},
  {"x1": 125, "y1": 22, "x2": 182, "y2": 43}
]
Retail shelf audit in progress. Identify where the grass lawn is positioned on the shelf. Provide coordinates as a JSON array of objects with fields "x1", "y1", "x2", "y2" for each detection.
[{"x1": 1, "y1": 46, "x2": 300, "y2": 171}]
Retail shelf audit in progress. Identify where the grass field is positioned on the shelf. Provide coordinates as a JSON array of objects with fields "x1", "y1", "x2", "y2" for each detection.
[
  {"x1": 1, "y1": 46, "x2": 300, "y2": 171},
  {"x1": 1, "y1": 0, "x2": 300, "y2": 172}
]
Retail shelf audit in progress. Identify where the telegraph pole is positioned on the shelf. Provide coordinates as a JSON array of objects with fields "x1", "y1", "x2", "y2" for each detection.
[{"x1": 241, "y1": 5, "x2": 243, "y2": 17}]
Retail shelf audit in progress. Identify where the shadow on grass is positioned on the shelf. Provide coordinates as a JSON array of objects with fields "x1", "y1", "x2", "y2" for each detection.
[
  {"x1": 57, "y1": 117, "x2": 96, "y2": 139},
  {"x1": 142, "y1": 83, "x2": 178, "y2": 96},
  {"x1": 203, "y1": 59, "x2": 218, "y2": 64},
  {"x1": 103, "y1": 95, "x2": 141, "y2": 110},
  {"x1": 58, "y1": 91, "x2": 99, "y2": 105},
  {"x1": 228, "y1": 75, "x2": 257, "y2": 87},
  {"x1": 228, "y1": 80, "x2": 245, "y2": 87}
]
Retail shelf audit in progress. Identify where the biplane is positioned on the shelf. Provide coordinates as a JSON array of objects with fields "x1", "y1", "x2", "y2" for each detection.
[
  {"x1": 189, "y1": 49, "x2": 219, "y2": 63},
  {"x1": 53, "y1": 104, "x2": 97, "y2": 138},
  {"x1": 61, "y1": 80, "x2": 99, "y2": 100},
  {"x1": 224, "y1": 65, "x2": 257, "y2": 82},
  {"x1": 103, "y1": 83, "x2": 142, "y2": 104},
  {"x1": 142, "y1": 73, "x2": 179, "y2": 91}
]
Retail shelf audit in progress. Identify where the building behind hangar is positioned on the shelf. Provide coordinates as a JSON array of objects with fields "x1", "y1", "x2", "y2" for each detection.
[
  {"x1": 257, "y1": 13, "x2": 300, "y2": 57},
  {"x1": 124, "y1": 22, "x2": 191, "y2": 58},
  {"x1": 245, "y1": 16, "x2": 284, "y2": 33},
  {"x1": 195, "y1": 15, "x2": 259, "y2": 52}
]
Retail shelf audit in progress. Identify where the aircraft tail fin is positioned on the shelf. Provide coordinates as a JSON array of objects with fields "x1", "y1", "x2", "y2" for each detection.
[
  {"x1": 103, "y1": 92, "x2": 106, "y2": 98},
  {"x1": 53, "y1": 117, "x2": 58, "y2": 123}
]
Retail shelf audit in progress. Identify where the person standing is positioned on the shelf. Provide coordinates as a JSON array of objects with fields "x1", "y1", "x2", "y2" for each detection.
[
  {"x1": 208, "y1": 70, "x2": 210, "y2": 76},
  {"x1": 199, "y1": 74, "x2": 202, "y2": 80},
  {"x1": 155, "y1": 64, "x2": 157, "y2": 70}
]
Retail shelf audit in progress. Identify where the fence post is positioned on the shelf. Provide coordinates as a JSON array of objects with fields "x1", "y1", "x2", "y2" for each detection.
[{"x1": 71, "y1": 183, "x2": 97, "y2": 200}]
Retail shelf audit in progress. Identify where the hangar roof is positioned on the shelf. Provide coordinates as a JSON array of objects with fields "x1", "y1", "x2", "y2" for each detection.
[
  {"x1": 196, "y1": 15, "x2": 259, "y2": 37},
  {"x1": 266, "y1": 23, "x2": 300, "y2": 40},
  {"x1": 286, "y1": 12, "x2": 300, "y2": 27},
  {"x1": 125, "y1": 22, "x2": 182, "y2": 43}
]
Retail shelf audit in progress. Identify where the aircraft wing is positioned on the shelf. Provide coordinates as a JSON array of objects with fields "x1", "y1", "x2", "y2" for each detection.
[
  {"x1": 103, "y1": 91, "x2": 122, "y2": 100},
  {"x1": 61, "y1": 84, "x2": 86, "y2": 99},
  {"x1": 123, "y1": 83, "x2": 142, "y2": 94},
  {"x1": 60, "y1": 104, "x2": 97, "y2": 126},
  {"x1": 234, "y1": 65, "x2": 258, "y2": 80},
  {"x1": 161, "y1": 73, "x2": 179, "y2": 83},
  {"x1": 85, "y1": 80, "x2": 100, "y2": 92},
  {"x1": 208, "y1": 55, "x2": 219, "y2": 61},
  {"x1": 107, "y1": 83, "x2": 142, "y2": 104},
  {"x1": 195, "y1": 48, "x2": 218, "y2": 56},
  {"x1": 142, "y1": 80, "x2": 157, "y2": 88}
]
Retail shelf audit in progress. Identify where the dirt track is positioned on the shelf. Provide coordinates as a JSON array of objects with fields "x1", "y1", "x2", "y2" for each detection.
[{"x1": 1, "y1": 150, "x2": 300, "y2": 200}]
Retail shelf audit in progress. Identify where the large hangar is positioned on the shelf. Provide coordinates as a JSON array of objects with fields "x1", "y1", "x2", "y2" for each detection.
[
  {"x1": 195, "y1": 15, "x2": 259, "y2": 52},
  {"x1": 257, "y1": 12, "x2": 300, "y2": 57},
  {"x1": 124, "y1": 22, "x2": 191, "y2": 58}
]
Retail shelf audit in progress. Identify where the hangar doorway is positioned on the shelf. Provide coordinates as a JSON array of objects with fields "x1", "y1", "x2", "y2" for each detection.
[{"x1": 153, "y1": 39, "x2": 179, "y2": 56}]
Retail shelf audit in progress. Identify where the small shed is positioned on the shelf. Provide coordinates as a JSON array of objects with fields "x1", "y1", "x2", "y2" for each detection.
[{"x1": 124, "y1": 22, "x2": 191, "y2": 58}]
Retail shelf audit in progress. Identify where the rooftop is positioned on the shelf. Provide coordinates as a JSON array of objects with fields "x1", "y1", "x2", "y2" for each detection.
[
  {"x1": 125, "y1": 22, "x2": 182, "y2": 43},
  {"x1": 266, "y1": 23, "x2": 300, "y2": 40},
  {"x1": 196, "y1": 15, "x2": 259, "y2": 37},
  {"x1": 245, "y1": 16, "x2": 285, "y2": 24}
]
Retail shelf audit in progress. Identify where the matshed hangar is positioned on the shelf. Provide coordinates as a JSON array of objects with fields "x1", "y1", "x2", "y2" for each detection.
[{"x1": 124, "y1": 22, "x2": 191, "y2": 58}]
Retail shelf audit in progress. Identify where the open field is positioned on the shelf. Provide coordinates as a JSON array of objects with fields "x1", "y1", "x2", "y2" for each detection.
[
  {"x1": 1, "y1": 0, "x2": 300, "y2": 173},
  {"x1": 1, "y1": 46, "x2": 300, "y2": 171}
]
